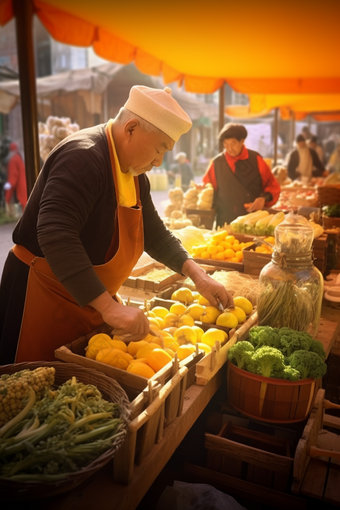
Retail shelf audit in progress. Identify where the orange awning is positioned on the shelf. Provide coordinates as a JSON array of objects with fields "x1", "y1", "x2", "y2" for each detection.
[{"x1": 1, "y1": 0, "x2": 340, "y2": 94}]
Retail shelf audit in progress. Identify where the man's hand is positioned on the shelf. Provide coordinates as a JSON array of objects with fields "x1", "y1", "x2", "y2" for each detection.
[
  {"x1": 182, "y1": 259, "x2": 234, "y2": 309},
  {"x1": 245, "y1": 196, "x2": 265, "y2": 212},
  {"x1": 89, "y1": 291, "x2": 151, "y2": 342}
]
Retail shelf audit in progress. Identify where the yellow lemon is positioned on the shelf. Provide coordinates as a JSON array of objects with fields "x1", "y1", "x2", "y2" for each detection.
[
  {"x1": 127, "y1": 340, "x2": 148, "y2": 356},
  {"x1": 216, "y1": 312, "x2": 238, "y2": 329},
  {"x1": 201, "y1": 328, "x2": 226, "y2": 348},
  {"x1": 171, "y1": 290, "x2": 179, "y2": 300},
  {"x1": 164, "y1": 348, "x2": 176, "y2": 358},
  {"x1": 233, "y1": 296, "x2": 253, "y2": 315},
  {"x1": 178, "y1": 314, "x2": 195, "y2": 328},
  {"x1": 163, "y1": 337, "x2": 180, "y2": 352},
  {"x1": 174, "y1": 326, "x2": 197, "y2": 345},
  {"x1": 162, "y1": 313, "x2": 179, "y2": 329},
  {"x1": 192, "y1": 325, "x2": 204, "y2": 342},
  {"x1": 197, "y1": 343, "x2": 212, "y2": 355},
  {"x1": 175, "y1": 287, "x2": 194, "y2": 305},
  {"x1": 148, "y1": 317, "x2": 161, "y2": 329},
  {"x1": 224, "y1": 248, "x2": 235, "y2": 259},
  {"x1": 177, "y1": 344, "x2": 196, "y2": 361},
  {"x1": 146, "y1": 348, "x2": 173, "y2": 372},
  {"x1": 225, "y1": 235, "x2": 235, "y2": 243},
  {"x1": 207, "y1": 245, "x2": 218, "y2": 255},
  {"x1": 170, "y1": 302, "x2": 187, "y2": 315},
  {"x1": 228, "y1": 306, "x2": 247, "y2": 324},
  {"x1": 135, "y1": 343, "x2": 160, "y2": 359},
  {"x1": 185, "y1": 303, "x2": 205, "y2": 321},
  {"x1": 152, "y1": 306, "x2": 169, "y2": 319},
  {"x1": 197, "y1": 295, "x2": 210, "y2": 306},
  {"x1": 127, "y1": 362, "x2": 155, "y2": 379},
  {"x1": 199, "y1": 306, "x2": 221, "y2": 324},
  {"x1": 110, "y1": 339, "x2": 128, "y2": 352}
]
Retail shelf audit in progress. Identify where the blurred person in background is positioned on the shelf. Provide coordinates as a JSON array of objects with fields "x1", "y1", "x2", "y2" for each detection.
[
  {"x1": 202, "y1": 123, "x2": 280, "y2": 227},
  {"x1": 326, "y1": 143, "x2": 340, "y2": 174},
  {"x1": 286, "y1": 134, "x2": 325, "y2": 182},
  {"x1": 308, "y1": 135, "x2": 325, "y2": 165},
  {"x1": 168, "y1": 151, "x2": 194, "y2": 191},
  {"x1": 300, "y1": 126, "x2": 313, "y2": 140},
  {"x1": 1, "y1": 139, "x2": 27, "y2": 217}
]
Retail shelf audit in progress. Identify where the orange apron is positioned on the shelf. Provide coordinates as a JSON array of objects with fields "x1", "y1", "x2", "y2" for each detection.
[{"x1": 13, "y1": 123, "x2": 144, "y2": 362}]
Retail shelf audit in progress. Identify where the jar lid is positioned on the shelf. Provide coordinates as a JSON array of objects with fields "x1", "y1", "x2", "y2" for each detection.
[{"x1": 275, "y1": 212, "x2": 314, "y2": 253}]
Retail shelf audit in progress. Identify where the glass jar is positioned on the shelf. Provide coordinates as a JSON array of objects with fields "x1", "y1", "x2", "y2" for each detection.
[{"x1": 257, "y1": 213, "x2": 323, "y2": 338}]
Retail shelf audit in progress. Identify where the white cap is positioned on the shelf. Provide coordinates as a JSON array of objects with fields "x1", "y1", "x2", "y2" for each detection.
[{"x1": 124, "y1": 85, "x2": 192, "y2": 142}]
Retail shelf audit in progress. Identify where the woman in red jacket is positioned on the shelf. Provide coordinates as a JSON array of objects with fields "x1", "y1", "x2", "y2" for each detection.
[
  {"x1": 202, "y1": 123, "x2": 280, "y2": 227},
  {"x1": 4, "y1": 141, "x2": 27, "y2": 216}
]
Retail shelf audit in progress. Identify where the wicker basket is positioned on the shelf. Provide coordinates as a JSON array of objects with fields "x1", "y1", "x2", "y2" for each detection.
[
  {"x1": 0, "y1": 361, "x2": 130, "y2": 501},
  {"x1": 317, "y1": 184, "x2": 340, "y2": 207}
]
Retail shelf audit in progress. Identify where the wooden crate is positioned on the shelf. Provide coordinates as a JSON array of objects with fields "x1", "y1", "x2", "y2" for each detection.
[
  {"x1": 205, "y1": 420, "x2": 293, "y2": 493},
  {"x1": 121, "y1": 262, "x2": 184, "y2": 292},
  {"x1": 243, "y1": 234, "x2": 329, "y2": 276},
  {"x1": 184, "y1": 208, "x2": 216, "y2": 229},
  {"x1": 292, "y1": 389, "x2": 340, "y2": 507},
  {"x1": 55, "y1": 323, "x2": 203, "y2": 485},
  {"x1": 193, "y1": 257, "x2": 244, "y2": 272},
  {"x1": 242, "y1": 244, "x2": 271, "y2": 276}
]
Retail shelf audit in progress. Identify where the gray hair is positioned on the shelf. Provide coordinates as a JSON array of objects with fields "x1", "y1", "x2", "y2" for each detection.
[{"x1": 115, "y1": 107, "x2": 162, "y2": 135}]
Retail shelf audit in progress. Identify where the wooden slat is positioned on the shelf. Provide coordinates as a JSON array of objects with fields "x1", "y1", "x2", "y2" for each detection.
[
  {"x1": 324, "y1": 463, "x2": 340, "y2": 505},
  {"x1": 293, "y1": 389, "x2": 325, "y2": 482},
  {"x1": 299, "y1": 458, "x2": 328, "y2": 500},
  {"x1": 204, "y1": 433, "x2": 293, "y2": 475}
]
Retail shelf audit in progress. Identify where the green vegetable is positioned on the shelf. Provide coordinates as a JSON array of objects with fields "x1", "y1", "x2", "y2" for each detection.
[
  {"x1": 323, "y1": 204, "x2": 340, "y2": 218},
  {"x1": 227, "y1": 341, "x2": 255, "y2": 370},
  {"x1": 288, "y1": 350, "x2": 327, "y2": 380},
  {"x1": 257, "y1": 280, "x2": 317, "y2": 332},
  {"x1": 248, "y1": 326, "x2": 281, "y2": 349},
  {"x1": 251, "y1": 346, "x2": 285, "y2": 378},
  {"x1": 0, "y1": 376, "x2": 126, "y2": 480}
]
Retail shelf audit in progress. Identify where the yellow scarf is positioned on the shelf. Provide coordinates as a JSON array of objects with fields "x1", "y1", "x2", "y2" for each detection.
[{"x1": 107, "y1": 119, "x2": 136, "y2": 207}]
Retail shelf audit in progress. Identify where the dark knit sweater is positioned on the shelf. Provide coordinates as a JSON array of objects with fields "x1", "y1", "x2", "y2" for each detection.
[{"x1": 12, "y1": 123, "x2": 190, "y2": 306}]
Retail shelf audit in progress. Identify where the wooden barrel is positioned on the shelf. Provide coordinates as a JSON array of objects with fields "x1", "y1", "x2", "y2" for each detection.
[{"x1": 227, "y1": 361, "x2": 320, "y2": 423}]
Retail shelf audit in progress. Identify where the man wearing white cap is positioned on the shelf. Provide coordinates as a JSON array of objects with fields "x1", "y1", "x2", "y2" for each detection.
[{"x1": 0, "y1": 85, "x2": 233, "y2": 364}]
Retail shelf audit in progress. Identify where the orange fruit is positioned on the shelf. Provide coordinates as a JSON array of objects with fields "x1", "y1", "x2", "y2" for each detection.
[{"x1": 147, "y1": 348, "x2": 172, "y2": 372}]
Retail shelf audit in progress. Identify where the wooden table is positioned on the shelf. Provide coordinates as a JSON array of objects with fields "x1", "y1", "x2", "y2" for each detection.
[{"x1": 30, "y1": 367, "x2": 224, "y2": 510}]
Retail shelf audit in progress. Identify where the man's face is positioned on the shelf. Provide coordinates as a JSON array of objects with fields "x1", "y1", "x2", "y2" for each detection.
[
  {"x1": 223, "y1": 137, "x2": 244, "y2": 157},
  {"x1": 125, "y1": 125, "x2": 175, "y2": 176},
  {"x1": 297, "y1": 141, "x2": 307, "y2": 149}
]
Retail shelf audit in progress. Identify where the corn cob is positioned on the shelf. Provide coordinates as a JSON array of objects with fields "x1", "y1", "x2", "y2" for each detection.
[{"x1": 0, "y1": 367, "x2": 56, "y2": 427}]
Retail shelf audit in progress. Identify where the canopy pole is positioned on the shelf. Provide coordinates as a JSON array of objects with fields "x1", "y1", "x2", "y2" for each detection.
[
  {"x1": 13, "y1": 0, "x2": 40, "y2": 196},
  {"x1": 273, "y1": 107, "x2": 279, "y2": 167},
  {"x1": 218, "y1": 82, "x2": 225, "y2": 153}
]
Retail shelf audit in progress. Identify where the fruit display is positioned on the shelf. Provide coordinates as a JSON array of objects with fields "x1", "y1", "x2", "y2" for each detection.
[
  {"x1": 190, "y1": 230, "x2": 253, "y2": 262},
  {"x1": 85, "y1": 289, "x2": 254, "y2": 379},
  {"x1": 230, "y1": 211, "x2": 285, "y2": 236}
]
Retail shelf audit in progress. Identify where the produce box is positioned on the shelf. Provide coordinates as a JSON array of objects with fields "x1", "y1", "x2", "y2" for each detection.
[
  {"x1": 192, "y1": 258, "x2": 244, "y2": 271},
  {"x1": 205, "y1": 420, "x2": 293, "y2": 493},
  {"x1": 121, "y1": 262, "x2": 184, "y2": 292},
  {"x1": 242, "y1": 244, "x2": 271, "y2": 276},
  {"x1": 242, "y1": 235, "x2": 329, "y2": 276},
  {"x1": 183, "y1": 207, "x2": 216, "y2": 229},
  {"x1": 55, "y1": 321, "x2": 203, "y2": 485}
]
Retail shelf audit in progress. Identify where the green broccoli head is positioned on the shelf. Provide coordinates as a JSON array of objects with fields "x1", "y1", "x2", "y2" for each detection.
[
  {"x1": 228, "y1": 341, "x2": 255, "y2": 370},
  {"x1": 278, "y1": 329, "x2": 312, "y2": 357},
  {"x1": 288, "y1": 350, "x2": 327, "y2": 380},
  {"x1": 248, "y1": 326, "x2": 281, "y2": 349},
  {"x1": 281, "y1": 366, "x2": 301, "y2": 381},
  {"x1": 252, "y1": 346, "x2": 285, "y2": 378},
  {"x1": 308, "y1": 339, "x2": 326, "y2": 361}
]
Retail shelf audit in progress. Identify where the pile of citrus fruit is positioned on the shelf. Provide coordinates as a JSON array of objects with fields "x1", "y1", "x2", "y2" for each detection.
[
  {"x1": 85, "y1": 288, "x2": 253, "y2": 379},
  {"x1": 190, "y1": 231, "x2": 253, "y2": 262}
]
